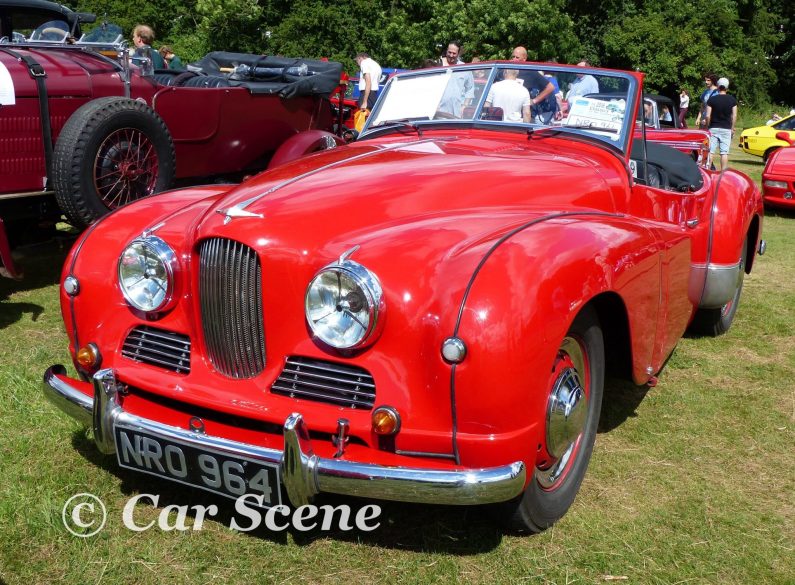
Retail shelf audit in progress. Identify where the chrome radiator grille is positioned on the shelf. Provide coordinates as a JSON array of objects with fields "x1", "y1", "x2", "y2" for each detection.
[
  {"x1": 121, "y1": 326, "x2": 191, "y2": 374},
  {"x1": 198, "y1": 237, "x2": 266, "y2": 378},
  {"x1": 271, "y1": 356, "x2": 376, "y2": 409}
]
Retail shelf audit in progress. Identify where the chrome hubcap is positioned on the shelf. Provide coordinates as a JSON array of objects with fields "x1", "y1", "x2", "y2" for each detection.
[
  {"x1": 537, "y1": 337, "x2": 588, "y2": 489},
  {"x1": 546, "y1": 368, "x2": 587, "y2": 459}
]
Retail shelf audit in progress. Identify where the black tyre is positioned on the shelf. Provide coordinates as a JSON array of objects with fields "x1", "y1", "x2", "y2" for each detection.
[
  {"x1": 53, "y1": 97, "x2": 175, "y2": 228},
  {"x1": 763, "y1": 147, "x2": 779, "y2": 163},
  {"x1": 689, "y1": 238, "x2": 748, "y2": 336},
  {"x1": 499, "y1": 306, "x2": 605, "y2": 533}
]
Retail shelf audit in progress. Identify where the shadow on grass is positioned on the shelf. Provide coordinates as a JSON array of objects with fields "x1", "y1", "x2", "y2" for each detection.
[
  {"x1": 763, "y1": 206, "x2": 795, "y2": 219},
  {"x1": 70, "y1": 430, "x2": 505, "y2": 553},
  {"x1": 0, "y1": 235, "x2": 73, "y2": 299},
  {"x1": 0, "y1": 236, "x2": 74, "y2": 329},
  {"x1": 598, "y1": 377, "x2": 649, "y2": 433}
]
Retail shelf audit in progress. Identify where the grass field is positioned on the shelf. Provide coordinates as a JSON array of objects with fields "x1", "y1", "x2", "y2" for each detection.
[{"x1": 0, "y1": 142, "x2": 793, "y2": 584}]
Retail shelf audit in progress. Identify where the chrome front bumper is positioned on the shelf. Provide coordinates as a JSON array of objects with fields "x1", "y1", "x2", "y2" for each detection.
[{"x1": 43, "y1": 366, "x2": 526, "y2": 507}]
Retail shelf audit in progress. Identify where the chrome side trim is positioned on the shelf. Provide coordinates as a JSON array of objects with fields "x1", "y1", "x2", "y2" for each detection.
[
  {"x1": 43, "y1": 366, "x2": 527, "y2": 506},
  {"x1": 0, "y1": 190, "x2": 53, "y2": 200},
  {"x1": 698, "y1": 261, "x2": 742, "y2": 308}
]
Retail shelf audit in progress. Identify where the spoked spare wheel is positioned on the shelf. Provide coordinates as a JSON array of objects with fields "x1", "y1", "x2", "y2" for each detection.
[{"x1": 53, "y1": 97, "x2": 175, "y2": 228}]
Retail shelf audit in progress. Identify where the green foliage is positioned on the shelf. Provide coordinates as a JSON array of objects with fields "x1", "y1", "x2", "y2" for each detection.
[{"x1": 63, "y1": 0, "x2": 791, "y2": 103}]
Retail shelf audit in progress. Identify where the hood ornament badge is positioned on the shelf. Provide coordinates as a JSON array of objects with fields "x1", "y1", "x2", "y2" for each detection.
[{"x1": 216, "y1": 206, "x2": 264, "y2": 225}]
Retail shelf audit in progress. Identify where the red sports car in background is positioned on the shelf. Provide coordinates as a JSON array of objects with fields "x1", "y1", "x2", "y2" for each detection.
[
  {"x1": 762, "y1": 131, "x2": 795, "y2": 209},
  {"x1": 44, "y1": 62, "x2": 763, "y2": 533}
]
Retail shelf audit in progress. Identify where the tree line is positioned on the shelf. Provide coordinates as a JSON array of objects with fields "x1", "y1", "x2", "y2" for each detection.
[{"x1": 70, "y1": 0, "x2": 793, "y2": 108}]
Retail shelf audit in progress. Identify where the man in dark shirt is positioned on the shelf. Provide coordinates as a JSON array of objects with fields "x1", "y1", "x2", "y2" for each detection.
[
  {"x1": 510, "y1": 46, "x2": 556, "y2": 123},
  {"x1": 705, "y1": 77, "x2": 737, "y2": 170}
]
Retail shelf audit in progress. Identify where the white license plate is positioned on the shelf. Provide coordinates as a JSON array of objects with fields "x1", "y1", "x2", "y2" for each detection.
[{"x1": 114, "y1": 424, "x2": 281, "y2": 507}]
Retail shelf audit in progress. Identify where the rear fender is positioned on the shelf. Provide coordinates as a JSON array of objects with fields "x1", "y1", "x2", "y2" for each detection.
[{"x1": 697, "y1": 170, "x2": 763, "y2": 308}]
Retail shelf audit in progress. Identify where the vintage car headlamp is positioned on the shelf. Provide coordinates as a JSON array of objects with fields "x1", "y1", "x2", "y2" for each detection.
[
  {"x1": 118, "y1": 236, "x2": 178, "y2": 313},
  {"x1": 305, "y1": 257, "x2": 384, "y2": 349},
  {"x1": 763, "y1": 180, "x2": 787, "y2": 189}
]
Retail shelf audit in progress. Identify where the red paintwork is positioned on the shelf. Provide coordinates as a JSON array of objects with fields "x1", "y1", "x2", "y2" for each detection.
[
  {"x1": 55, "y1": 67, "x2": 763, "y2": 484},
  {"x1": 762, "y1": 145, "x2": 795, "y2": 209}
]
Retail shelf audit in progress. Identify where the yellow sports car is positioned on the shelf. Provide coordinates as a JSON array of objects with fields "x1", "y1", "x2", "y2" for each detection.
[{"x1": 740, "y1": 113, "x2": 795, "y2": 160}]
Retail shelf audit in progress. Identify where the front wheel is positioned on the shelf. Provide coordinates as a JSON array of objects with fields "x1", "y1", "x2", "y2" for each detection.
[
  {"x1": 499, "y1": 306, "x2": 605, "y2": 533},
  {"x1": 53, "y1": 97, "x2": 176, "y2": 228}
]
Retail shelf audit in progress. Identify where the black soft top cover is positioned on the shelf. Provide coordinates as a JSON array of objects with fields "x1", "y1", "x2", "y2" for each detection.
[
  {"x1": 190, "y1": 52, "x2": 342, "y2": 98},
  {"x1": 631, "y1": 140, "x2": 704, "y2": 191}
]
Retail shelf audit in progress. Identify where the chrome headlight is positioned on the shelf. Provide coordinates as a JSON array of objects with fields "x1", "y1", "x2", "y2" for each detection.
[
  {"x1": 118, "y1": 236, "x2": 178, "y2": 313},
  {"x1": 305, "y1": 257, "x2": 385, "y2": 349}
]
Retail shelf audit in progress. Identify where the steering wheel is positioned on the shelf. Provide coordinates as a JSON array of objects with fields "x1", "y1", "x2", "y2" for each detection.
[{"x1": 38, "y1": 27, "x2": 68, "y2": 41}]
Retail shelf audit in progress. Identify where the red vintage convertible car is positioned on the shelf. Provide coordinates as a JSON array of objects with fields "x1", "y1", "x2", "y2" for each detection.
[
  {"x1": 44, "y1": 62, "x2": 764, "y2": 533},
  {"x1": 761, "y1": 132, "x2": 795, "y2": 209},
  {"x1": 0, "y1": 0, "x2": 343, "y2": 277}
]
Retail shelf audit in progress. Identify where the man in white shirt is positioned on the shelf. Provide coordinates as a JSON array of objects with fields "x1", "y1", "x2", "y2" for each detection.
[
  {"x1": 485, "y1": 69, "x2": 531, "y2": 122},
  {"x1": 355, "y1": 52, "x2": 382, "y2": 110},
  {"x1": 566, "y1": 61, "x2": 599, "y2": 101}
]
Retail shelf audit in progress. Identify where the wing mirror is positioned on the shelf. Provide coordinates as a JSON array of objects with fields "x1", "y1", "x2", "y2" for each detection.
[{"x1": 774, "y1": 131, "x2": 794, "y2": 147}]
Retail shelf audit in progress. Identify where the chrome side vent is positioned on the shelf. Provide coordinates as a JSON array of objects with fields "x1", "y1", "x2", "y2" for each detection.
[
  {"x1": 271, "y1": 356, "x2": 376, "y2": 409},
  {"x1": 122, "y1": 326, "x2": 191, "y2": 374},
  {"x1": 198, "y1": 237, "x2": 265, "y2": 379}
]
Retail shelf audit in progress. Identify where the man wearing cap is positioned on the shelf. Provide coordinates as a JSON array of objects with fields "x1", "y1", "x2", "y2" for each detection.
[{"x1": 705, "y1": 77, "x2": 737, "y2": 170}]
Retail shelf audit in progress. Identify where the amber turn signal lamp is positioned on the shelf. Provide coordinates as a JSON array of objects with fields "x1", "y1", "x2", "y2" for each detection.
[
  {"x1": 76, "y1": 343, "x2": 101, "y2": 371},
  {"x1": 371, "y1": 406, "x2": 401, "y2": 435}
]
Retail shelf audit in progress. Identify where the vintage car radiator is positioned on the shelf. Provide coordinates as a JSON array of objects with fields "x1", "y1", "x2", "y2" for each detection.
[{"x1": 198, "y1": 237, "x2": 266, "y2": 378}]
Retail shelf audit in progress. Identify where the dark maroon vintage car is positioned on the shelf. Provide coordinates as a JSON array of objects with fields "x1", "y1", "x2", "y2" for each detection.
[{"x1": 0, "y1": 0, "x2": 344, "y2": 277}]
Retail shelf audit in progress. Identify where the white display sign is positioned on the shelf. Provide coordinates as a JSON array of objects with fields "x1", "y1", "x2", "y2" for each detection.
[
  {"x1": 0, "y1": 60, "x2": 15, "y2": 105},
  {"x1": 566, "y1": 97, "x2": 625, "y2": 131}
]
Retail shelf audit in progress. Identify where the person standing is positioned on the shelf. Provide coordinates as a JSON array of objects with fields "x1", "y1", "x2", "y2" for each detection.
[
  {"x1": 131, "y1": 25, "x2": 165, "y2": 69},
  {"x1": 705, "y1": 77, "x2": 737, "y2": 170},
  {"x1": 509, "y1": 46, "x2": 556, "y2": 123},
  {"x1": 355, "y1": 52, "x2": 382, "y2": 110},
  {"x1": 441, "y1": 41, "x2": 465, "y2": 66},
  {"x1": 437, "y1": 46, "x2": 474, "y2": 117},
  {"x1": 694, "y1": 74, "x2": 717, "y2": 129},
  {"x1": 159, "y1": 46, "x2": 183, "y2": 70},
  {"x1": 484, "y1": 68, "x2": 531, "y2": 122},
  {"x1": 679, "y1": 88, "x2": 690, "y2": 128},
  {"x1": 565, "y1": 61, "x2": 599, "y2": 100}
]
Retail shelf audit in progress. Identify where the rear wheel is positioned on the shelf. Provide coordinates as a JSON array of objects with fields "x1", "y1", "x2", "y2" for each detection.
[
  {"x1": 500, "y1": 306, "x2": 605, "y2": 533},
  {"x1": 53, "y1": 97, "x2": 175, "y2": 228},
  {"x1": 763, "y1": 147, "x2": 780, "y2": 162}
]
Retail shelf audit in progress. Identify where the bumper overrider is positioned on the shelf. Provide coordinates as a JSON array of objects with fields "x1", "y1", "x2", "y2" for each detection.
[{"x1": 43, "y1": 366, "x2": 526, "y2": 507}]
